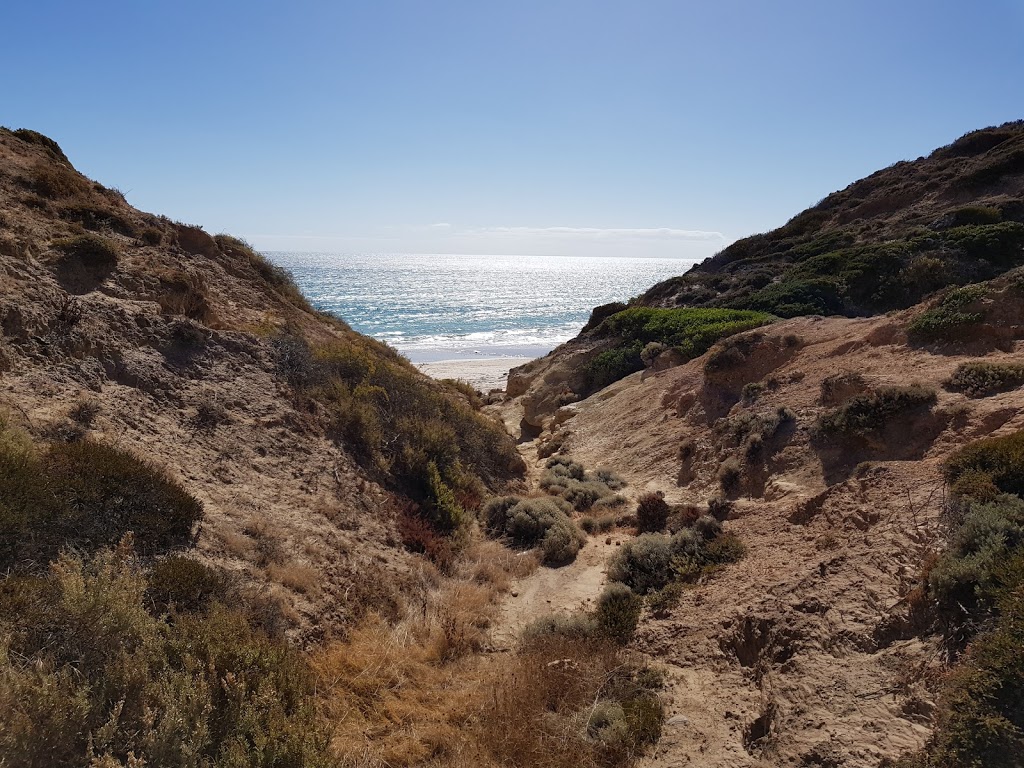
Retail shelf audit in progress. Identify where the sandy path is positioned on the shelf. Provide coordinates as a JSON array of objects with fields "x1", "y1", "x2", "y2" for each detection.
[
  {"x1": 489, "y1": 530, "x2": 630, "y2": 650},
  {"x1": 484, "y1": 395, "x2": 636, "y2": 650}
]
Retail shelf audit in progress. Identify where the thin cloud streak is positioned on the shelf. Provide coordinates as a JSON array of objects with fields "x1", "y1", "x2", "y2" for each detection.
[{"x1": 472, "y1": 226, "x2": 725, "y2": 241}]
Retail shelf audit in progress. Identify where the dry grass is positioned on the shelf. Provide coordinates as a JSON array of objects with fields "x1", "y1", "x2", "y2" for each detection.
[
  {"x1": 267, "y1": 561, "x2": 319, "y2": 594},
  {"x1": 312, "y1": 532, "x2": 658, "y2": 768}
]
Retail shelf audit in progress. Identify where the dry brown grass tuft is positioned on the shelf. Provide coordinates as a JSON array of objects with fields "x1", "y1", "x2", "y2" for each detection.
[
  {"x1": 267, "y1": 561, "x2": 319, "y2": 594},
  {"x1": 313, "y1": 533, "x2": 658, "y2": 768}
]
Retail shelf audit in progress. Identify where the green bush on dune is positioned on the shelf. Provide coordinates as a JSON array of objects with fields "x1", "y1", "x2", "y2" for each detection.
[{"x1": 584, "y1": 307, "x2": 774, "y2": 391}]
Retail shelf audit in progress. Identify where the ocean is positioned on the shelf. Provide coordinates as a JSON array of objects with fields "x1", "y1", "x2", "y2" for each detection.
[{"x1": 269, "y1": 252, "x2": 696, "y2": 363}]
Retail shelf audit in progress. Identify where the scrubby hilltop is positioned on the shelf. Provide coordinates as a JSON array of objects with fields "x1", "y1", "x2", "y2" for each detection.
[
  {"x1": 510, "y1": 121, "x2": 1024, "y2": 430},
  {"x1": 641, "y1": 120, "x2": 1024, "y2": 318}
]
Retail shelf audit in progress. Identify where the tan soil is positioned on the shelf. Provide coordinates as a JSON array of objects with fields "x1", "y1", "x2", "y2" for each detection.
[{"x1": 494, "y1": 305, "x2": 1024, "y2": 767}]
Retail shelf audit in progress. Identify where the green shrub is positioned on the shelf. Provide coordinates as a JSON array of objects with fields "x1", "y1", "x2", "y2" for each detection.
[
  {"x1": 943, "y1": 206, "x2": 1003, "y2": 227},
  {"x1": 946, "y1": 361, "x2": 1024, "y2": 398},
  {"x1": 0, "y1": 545, "x2": 334, "y2": 768},
  {"x1": 944, "y1": 430, "x2": 1024, "y2": 498},
  {"x1": 482, "y1": 495, "x2": 585, "y2": 566},
  {"x1": 584, "y1": 307, "x2": 774, "y2": 391},
  {"x1": 581, "y1": 512, "x2": 619, "y2": 534},
  {"x1": 815, "y1": 384, "x2": 937, "y2": 439},
  {"x1": 147, "y1": 556, "x2": 229, "y2": 612},
  {"x1": 597, "y1": 307, "x2": 774, "y2": 355},
  {"x1": 717, "y1": 457, "x2": 742, "y2": 492},
  {"x1": 928, "y1": 496, "x2": 1024, "y2": 626},
  {"x1": 636, "y1": 492, "x2": 670, "y2": 533},
  {"x1": 907, "y1": 285, "x2": 987, "y2": 343},
  {"x1": 0, "y1": 439, "x2": 203, "y2": 568},
  {"x1": 31, "y1": 163, "x2": 89, "y2": 199},
  {"x1": 741, "y1": 277, "x2": 845, "y2": 317},
  {"x1": 919, "y1": 580, "x2": 1024, "y2": 768},
  {"x1": 671, "y1": 530, "x2": 746, "y2": 583},
  {"x1": 53, "y1": 233, "x2": 121, "y2": 271},
  {"x1": 539, "y1": 457, "x2": 621, "y2": 511},
  {"x1": 586, "y1": 341, "x2": 645, "y2": 391},
  {"x1": 942, "y1": 221, "x2": 1024, "y2": 266},
  {"x1": 594, "y1": 583, "x2": 642, "y2": 643},
  {"x1": 540, "y1": 517, "x2": 588, "y2": 565},
  {"x1": 607, "y1": 534, "x2": 676, "y2": 594},
  {"x1": 593, "y1": 468, "x2": 626, "y2": 490},
  {"x1": 278, "y1": 332, "x2": 525, "y2": 513}
]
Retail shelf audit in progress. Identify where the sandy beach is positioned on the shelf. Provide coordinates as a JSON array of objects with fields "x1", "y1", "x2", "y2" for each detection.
[{"x1": 415, "y1": 357, "x2": 527, "y2": 392}]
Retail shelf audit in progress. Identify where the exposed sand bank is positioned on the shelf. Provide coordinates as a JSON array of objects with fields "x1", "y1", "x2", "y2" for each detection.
[{"x1": 415, "y1": 357, "x2": 526, "y2": 392}]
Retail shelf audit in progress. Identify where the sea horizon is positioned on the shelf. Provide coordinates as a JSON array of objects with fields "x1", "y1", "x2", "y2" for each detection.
[{"x1": 270, "y1": 251, "x2": 696, "y2": 363}]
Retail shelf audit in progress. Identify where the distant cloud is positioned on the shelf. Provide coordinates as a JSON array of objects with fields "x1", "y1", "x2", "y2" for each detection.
[
  {"x1": 430, "y1": 222, "x2": 452, "y2": 229},
  {"x1": 472, "y1": 226, "x2": 725, "y2": 241}
]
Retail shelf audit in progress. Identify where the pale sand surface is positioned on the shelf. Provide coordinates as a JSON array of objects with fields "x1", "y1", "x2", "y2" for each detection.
[{"x1": 415, "y1": 357, "x2": 526, "y2": 392}]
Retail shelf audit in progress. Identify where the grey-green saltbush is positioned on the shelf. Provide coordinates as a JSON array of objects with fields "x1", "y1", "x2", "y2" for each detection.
[
  {"x1": 482, "y1": 495, "x2": 585, "y2": 565},
  {"x1": 607, "y1": 534, "x2": 675, "y2": 595},
  {"x1": 595, "y1": 583, "x2": 642, "y2": 643}
]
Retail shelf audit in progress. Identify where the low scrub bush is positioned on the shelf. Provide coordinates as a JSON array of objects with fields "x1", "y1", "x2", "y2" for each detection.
[
  {"x1": 927, "y1": 495, "x2": 1024, "y2": 628},
  {"x1": 482, "y1": 495, "x2": 585, "y2": 566},
  {"x1": 539, "y1": 456, "x2": 624, "y2": 511},
  {"x1": 31, "y1": 162, "x2": 89, "y2": 199},
  {"x1": 945, "y1": 361, "x2": 1024, "y2": 398},
  {"x1": 594, "y1": 582, "x2": 643, "y2": 643},
  {"x1": 609, "y1": 525, "x2": 746, "y2": 595},
  {"x1": 717, "y1": 457, "x2": 742, "y2": 492},
  {"x1": 0, "y1": 437, "x2": 203, "y2": 568},
  {"x1": 67, "y1": 398, "x2": 100, "y2": 427},
  {"x1": 147, "y1": 555, "x2": 230, "y2": 612},
  {"x1": 585, "y1": 307, "x2": 773, "y2": 391},
  {"x1": 580, "y1": 512, "x2": 619, "y2": 535},
  {"x1": 0, "y1": 544, "x2": 333, "y2": 768},
  {"x1": 53, "y1": 233, "x2": 120, "y2": 271},
  {"x1": 636, "y1": 491, "x2": 670, "y2": 533},
  {"x1": 905, "y1": 427, "x2": 1024, "y2": 766},
  {"x1": 907, "y1": 285, "x2": 988, "y2": 343},
  {"x1": 396, "y1": 503, "x2": 456, "y2": 572},
  {"x1": 815, "y1": 384, "x2": 937, "y2": 440},
  {"x1": 607, "y1": 534, "x2": 676, "y2": 595},
  {"x1": 474, "y1": 632, "x2": 663, "y2": 766},
  {"x1": 944, "y1": 429, "x2": 1024, "y2": 498},
  {"x1": 673, "y1": 530, "x2": 746, "y2": 583}
]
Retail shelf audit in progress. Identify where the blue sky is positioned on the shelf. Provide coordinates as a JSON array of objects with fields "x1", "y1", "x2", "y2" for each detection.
[{"x1": 3, "y1": 1, "x2": 1022, "y2": 258}]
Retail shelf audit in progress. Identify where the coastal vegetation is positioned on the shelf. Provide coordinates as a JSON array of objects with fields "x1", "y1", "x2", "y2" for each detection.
[
  {"x1": 585, "y1": 306, "x2": 774, "y2": 391},
  {"x1": 814, "y1": 384, "x2": 937, "y2": 441},
  {"x1": 945, "y1": 360, "x2": 1024, "y2": 397},
  {"x1": 898, "y1": 430, "x2": 1024, "y2": 767},
  {"x1": 272, "y1": 329, "x2": 525, "y2": 536},
  {"x1": 637, "y1": 123, "x2": 1024, "y2": 318}
]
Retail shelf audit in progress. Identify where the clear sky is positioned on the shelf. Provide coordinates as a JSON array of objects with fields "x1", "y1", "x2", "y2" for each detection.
[{"x1": 3, "y1": 1, "x2": 1022, "y2": 258}]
